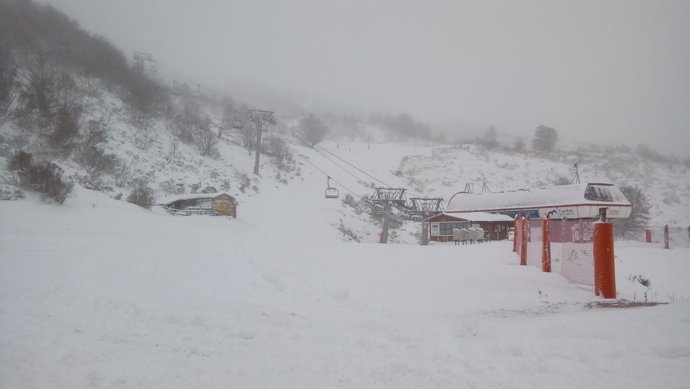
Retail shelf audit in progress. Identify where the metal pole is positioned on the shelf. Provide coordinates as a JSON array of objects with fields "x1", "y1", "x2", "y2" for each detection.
[
  {"x1": 253, "y1": 119, "x2": 262, "y2": 175},
  {"x1": 249, "y1": 109, "x2": 273, "y2": 176}
]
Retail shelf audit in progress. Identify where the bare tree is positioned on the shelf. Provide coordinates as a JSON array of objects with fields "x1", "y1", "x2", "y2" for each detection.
[
  {"x1": 0, "y1": 39, "x2": 15, "y2": 112},
  {"x1": 266, "y1": 134, "x2": 294, "y2": 170},
  {"x1": 20, "y1": 50, "x2": 57, "y2": 117},
  {"x1": 299, "y1": 114, "x2": 328, "y2": 148},
  {"x1": 49, "y1": 104, "x2": 81, "y2": 154},
  {"x1": 196, "y1": 129, "x2": 218, "y2": 157}
]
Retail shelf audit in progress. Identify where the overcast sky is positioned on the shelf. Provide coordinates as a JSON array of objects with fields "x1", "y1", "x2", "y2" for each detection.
[{"x1": 44, "y1": 0, "x2": 690, "y2": 156}]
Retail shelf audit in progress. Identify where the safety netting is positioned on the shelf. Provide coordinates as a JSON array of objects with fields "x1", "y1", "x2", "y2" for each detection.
[
  {"x1": 526, "y1": 219, "x2": 542, "y2": 268},
  {"x1": 516, "y1": 217, "x2": 595, "y2": 286}
]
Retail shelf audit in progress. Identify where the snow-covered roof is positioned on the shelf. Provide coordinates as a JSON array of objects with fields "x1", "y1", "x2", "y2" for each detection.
[
  {"x1": 157, "y1": 193, "x2": 236, "y2": 205},
  {"x1": 428, "y1": 212, "x2": 514, "y2": 222},
  {"x1": 447, "y1": 183, "x2": 630, "y2": 212},
  {"x1": 449, "y1": 212, "x2": 515, "y2": 222}
]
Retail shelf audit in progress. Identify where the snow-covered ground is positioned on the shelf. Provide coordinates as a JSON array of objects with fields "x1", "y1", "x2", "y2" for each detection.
[
  {"x1": 2, "y1": 166, "x2": 690, "y2": 387},
  {"x1": 2, "y1": 86, "x2": 689, "y2": 387}
]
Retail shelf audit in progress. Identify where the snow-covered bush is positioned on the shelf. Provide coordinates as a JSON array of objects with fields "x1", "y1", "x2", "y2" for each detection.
[
  {"x1": 266, "y1": 134, "x2": 295, "y2": 171},
  {"x1": 195, "y1": 128, "x2": 218, "y2": 157},
  {"x1": 7, "y1": 151, "x2": 73, "y2": 204},
  {"x1": 126, "y1": 182, "x2": 156, "y2": 209}
]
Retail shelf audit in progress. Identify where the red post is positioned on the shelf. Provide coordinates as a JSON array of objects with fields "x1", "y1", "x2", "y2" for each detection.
[
  {"x1": 645, "y1": 229, "x2": 652, "y2": 243},
  {"x1": 512, "y1": 217, "x2": 518, "y2": 253},
  {"x1": 520, "y1": 216, "x2": 527, "y2": 266},
  {"x1": 664, "y1": 225, "x2": 670, "y2": 249},
  {"x1": 542, "y1": 216, "x2": 551, "y2": 273},
  {"x1": 593, "y1": 222, "x2": 616, "y2": 298}
]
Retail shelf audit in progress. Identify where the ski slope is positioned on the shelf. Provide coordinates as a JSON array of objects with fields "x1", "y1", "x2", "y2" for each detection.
[{"x1": 2, "y1": 171, "x2": 690, "y2": 388}]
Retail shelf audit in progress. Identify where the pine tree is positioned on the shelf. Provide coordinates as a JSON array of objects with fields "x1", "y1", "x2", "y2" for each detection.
[
  {"x1": 532, "y1": 125, "x2": 558, "y2": 153},
  {"x1": 615, "y1": 185, "x2": 651, "y2": 238}
]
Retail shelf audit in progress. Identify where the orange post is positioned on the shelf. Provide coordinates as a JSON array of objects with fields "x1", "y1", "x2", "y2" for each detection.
[
  {"x1": 593, "y1": 222, "x2": 616, "y2": 298},
  {"x1": 520, "y1": 217, "x2": 527, "y2": 266},
  {"x1": 542, "y1": 216, "x2": 551, "y2": 272}
]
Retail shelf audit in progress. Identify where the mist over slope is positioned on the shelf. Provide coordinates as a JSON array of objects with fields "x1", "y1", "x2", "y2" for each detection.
[{"x1": 1, "y1": 0, "x2": 688, "y2": 238}]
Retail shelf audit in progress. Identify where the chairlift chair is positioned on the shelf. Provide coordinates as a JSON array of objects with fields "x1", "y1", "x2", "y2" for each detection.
[
  {"x1": 325, "y1": 177, "x2": 339, "y2": 199},
  {"x1": 231, "y1": 112, "x2": 244, "y2": 129}
]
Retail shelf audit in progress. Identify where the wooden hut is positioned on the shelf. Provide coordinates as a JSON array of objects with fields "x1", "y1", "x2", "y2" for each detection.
[
  {"x1": 424, "y1": 212, "x2": 514, "y2": 242},
  {"x1": 213, "y1": 193, "x2": 237, "y2": 217}
]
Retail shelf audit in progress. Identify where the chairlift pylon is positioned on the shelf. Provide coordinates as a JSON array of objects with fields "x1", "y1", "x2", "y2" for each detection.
[{"x1": 325, "y1": 176, "x2": 339, "y2": 199}]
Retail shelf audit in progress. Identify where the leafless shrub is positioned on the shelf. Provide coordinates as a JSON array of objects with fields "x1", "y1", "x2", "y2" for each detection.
[
  {"x1": 75, "y1": 120, "x2": 118, "y2": 177},
  {"x1": 237, "y1": 173, "x2": 251, "y2": 193},
  {"x1": 196, "y1": 128, "x2": 218, "y2": 157},
  {"x1": 77, "y1": 146, "x2": 118, "y2": 177},
  {"x1": 128, "y1": 109, "x2": 153, "y2": 131},
  {"x1": 338, "y1": 220, "x2": 360, "y2": 242},
  {"x1": 49, "y1": 104, "x2": 82, "y2": 154},
  {"x1": 114, "y1": 163, "x2": 132, "y2": 187},
  {"x1": 266, "y1": 134, "x2": 294, "y2": 171},
  {"x1": 127, "y1": 181, "x2": 156, "y2": 209},
  {"x1": 133, "y1": 133, "x2": 155, "y2": 150},
  {"x1": 166, "y1": 136, "x2": 181, "y2": 161},
  {"x1": 7, "y1": 151, "x2": 73, "y2": 204}
]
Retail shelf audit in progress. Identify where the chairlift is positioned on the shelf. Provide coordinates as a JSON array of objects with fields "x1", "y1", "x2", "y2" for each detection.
[
  {"x1": 232, "y1": 117, "x2": 243, "y2": 129},
  {"x1": 228, "y1": 111, "x2": 243, "y2": 129},
  {"x1": 325, "y1": 176, "x2": 339, "y2": 199}
]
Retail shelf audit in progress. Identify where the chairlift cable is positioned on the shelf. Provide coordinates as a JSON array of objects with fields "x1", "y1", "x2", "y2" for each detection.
[
  {"x1": 315, "y1": 144, "x2": 431, "y2": 200},
  {"x1": 313, "y1": 147, "x2": 370, "y2": 185},
  {"x1": 301, "y1": 156, "x2": 362, "y2": 200},
  {"x1": 314, "y1": 145, "x2": 392, "y2": 188}
]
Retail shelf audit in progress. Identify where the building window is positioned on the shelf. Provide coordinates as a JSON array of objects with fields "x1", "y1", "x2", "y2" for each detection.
[{"x1": 439, "y1": 221, "x2": 470, "y2": 236}]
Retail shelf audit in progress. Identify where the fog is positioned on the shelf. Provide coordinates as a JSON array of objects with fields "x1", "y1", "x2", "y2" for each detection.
[{"x1": 44, "y1": 0, "x2": 690, "y2": 156}]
